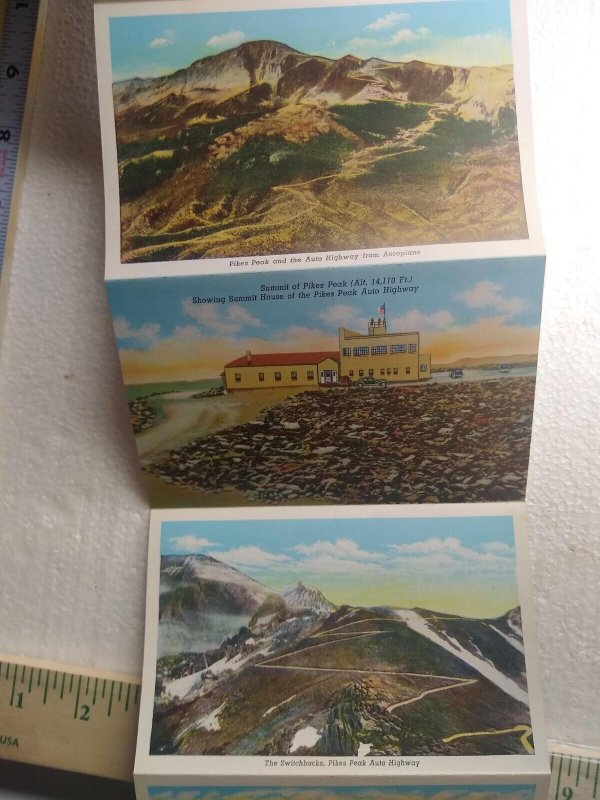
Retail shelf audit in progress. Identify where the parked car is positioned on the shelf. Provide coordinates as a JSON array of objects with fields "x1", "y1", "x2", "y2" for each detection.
[
  {"x1": 449, "y1": 368, "x2": 464, "y2": 379},
  {"x1": 356, "y1": 377, "x2": 387, "y2": 388}
]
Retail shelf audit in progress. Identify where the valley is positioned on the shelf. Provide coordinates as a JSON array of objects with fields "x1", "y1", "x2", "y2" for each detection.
[{"x1": 112, "y1": 41, "x2": 527, "y2": 262}]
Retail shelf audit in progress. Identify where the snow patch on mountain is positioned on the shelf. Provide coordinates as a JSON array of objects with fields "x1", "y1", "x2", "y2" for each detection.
[
  {"x1": 394, "y1": 608, "x2": 529, "y2": 705},
  {"x1": 290, "y1": 725, "x2": 321, "y2": 753},
  {"x1": 488, "y1": 624, "x2": 525, "y2": 654},
  {"x1": 281, "y1": 581, "x2": 336, "y2": 615}
]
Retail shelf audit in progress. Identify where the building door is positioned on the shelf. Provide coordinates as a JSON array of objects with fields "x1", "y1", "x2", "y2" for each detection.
[{"x1": 320, "y1": 369, "x2": 337, "y2": 384}]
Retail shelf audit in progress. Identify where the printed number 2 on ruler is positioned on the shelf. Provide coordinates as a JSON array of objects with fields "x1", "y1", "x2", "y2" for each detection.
[{"x1": 0, "y1": 658, "x2": 140, "y2": 781}]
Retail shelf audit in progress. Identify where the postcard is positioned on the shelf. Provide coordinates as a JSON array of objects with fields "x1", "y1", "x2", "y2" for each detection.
[
  {"x1": 134, "y1": 504, "x2": 548, "y2": 792},
  {"x1": 95, "y1": 0, "x2": 543, "y2": 280},
  {"x1": 106, "y1": 255, "x2": 545, "y2": 508}
]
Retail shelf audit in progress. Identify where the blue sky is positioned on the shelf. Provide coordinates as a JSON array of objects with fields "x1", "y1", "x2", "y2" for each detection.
[
  {"x1": 107, "y1": 257, "x2": 544, "y2": 382},
  {"x1": 160, "y1": 514, "x2": 518, "y2": 616},
  {"x1": 109, "y1": 0, "x2": 513, "y2": 81}
]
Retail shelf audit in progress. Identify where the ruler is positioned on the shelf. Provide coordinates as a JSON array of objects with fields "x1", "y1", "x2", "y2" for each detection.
[
  {"x1": 549, "y1": 741, "x2": 600, "y2": 800},
  {"x1": 0, "y1": 655, "x2": 140, "y2": 782},
  {"x1": 1, "y1": 655, "x2": 599, "y2": 794},
  {"x1": 0, "y1": 0, "x2": 46, "y2": 279}
]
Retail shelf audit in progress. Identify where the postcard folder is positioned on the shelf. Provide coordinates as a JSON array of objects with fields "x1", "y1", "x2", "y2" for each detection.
[{"x1": 93, "y1": 0, "x2": 549, "y2": 796}]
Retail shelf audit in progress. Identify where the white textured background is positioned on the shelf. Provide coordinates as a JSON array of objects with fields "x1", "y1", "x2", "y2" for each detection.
[{"x1": 0, "y1": 0, "x2": 598, "y2": 755}]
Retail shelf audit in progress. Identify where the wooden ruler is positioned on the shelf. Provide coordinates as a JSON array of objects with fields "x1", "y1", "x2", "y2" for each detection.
[
  {"x1": 0, "y1": 655, "x2": 140, "y2": 781},
  {"x1": 1, "y1": 654, "x2": 599, "y2": 795},
  {"x1": 549, "y1": 741, "x2": 600, "y2": 800}
]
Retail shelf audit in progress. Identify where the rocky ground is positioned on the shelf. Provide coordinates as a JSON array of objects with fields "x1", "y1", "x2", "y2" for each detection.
[
  {"x1": 129, "y1": 398, "x2": 157, "y2": 434},
  {"x1": 145, "y1": 377, "x2": 535, "y2": 504}
]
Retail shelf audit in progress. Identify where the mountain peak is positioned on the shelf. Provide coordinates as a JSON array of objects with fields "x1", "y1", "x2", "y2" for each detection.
[{"x1": 281, "y1": 581, "x2": 337, "y2": 615}]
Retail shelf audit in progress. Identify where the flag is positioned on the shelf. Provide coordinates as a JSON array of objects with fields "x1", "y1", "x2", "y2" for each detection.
[{"x1": 377, "y1": 304, "x2": 385, "y2": 315}]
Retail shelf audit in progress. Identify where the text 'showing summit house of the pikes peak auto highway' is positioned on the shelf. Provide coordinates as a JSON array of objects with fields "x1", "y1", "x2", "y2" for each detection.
[{"x1": 222, "y1": 315, "x2": 431, "y2": 390}]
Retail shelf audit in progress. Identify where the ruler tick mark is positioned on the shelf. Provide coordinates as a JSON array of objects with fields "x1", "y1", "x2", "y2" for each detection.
[
  {"x1": 556, "y1": 755, "x2": 564, "y2": 800},
  {"x1": 59, "y1": 672, "x2": 66, "y2": 700},
  {"x1": 108, "y1": 681, "x2": 115, "y2": 718}
]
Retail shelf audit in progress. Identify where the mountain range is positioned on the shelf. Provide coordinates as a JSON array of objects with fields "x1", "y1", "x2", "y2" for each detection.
[
  {"x1": 153, "y1": 553, "x2": 532, "y2": 757},
  {"x1": 112, "y1": 40, "x2": 528, "y2": 262}
]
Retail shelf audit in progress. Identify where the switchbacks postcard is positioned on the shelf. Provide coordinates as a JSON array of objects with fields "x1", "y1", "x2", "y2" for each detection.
[
  {"x1": 134, "y1": 504, "x2": 548, "y2": 794},
  {"x1": 95, "y1": 0, "x2": 542, "y2": 279}
]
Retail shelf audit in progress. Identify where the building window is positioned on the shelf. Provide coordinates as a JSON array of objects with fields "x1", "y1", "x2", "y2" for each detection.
[
  {"x1": 235, "y1": 373, "x2": 241, "y2": 383},
  {"x1": 405, "y1": 367, "x2": 411, "y2": 375},
  {"x1": 275, "y1": 371, "x2": 282, "y2": 381},
  {"x1": 391, "y1": 344, "x2": 407, "y2": 353},
  {"x1": 420, "y1": 363, "x2": 428, "y2": 373},
  {"x1": 349, "y1": 370, "x2": 354, "y2": 377},
  {"x1": 387, "y1": 368, "x2": 391, "y2": 375},
  {"x1": 342, "y1": 348, "x2": 351, "y2": 357},
  {"x1": 291, "y1": 370, "x2": 298, "y2": 381},
  {"x1": 380, "y1": 368, "x2": 385, "y2": 375},
  {"x1": 307, "y1": 370, "x2": 314, "y2": 380},
  {"x1": 393, "y1": 367, "x2": 398, "y2": 375},
  {"x1": 359, "y1": 369, "x2": 364, "y2": 377},
  {"x1": 371, "y1": 345, "x2": 387, "y2": 355},
  {"x1": 353, "y1": 346, "x2": 369, "y2": 356},
  {"x1": 369, "y1": 369, "x2": 374, "y2": 377},
  {"x1": 409, "y1": 344, "x2": 417, "y2": 353},
  {"x1": 258, "y1": 372, "x2": 265, "y2": 382}
]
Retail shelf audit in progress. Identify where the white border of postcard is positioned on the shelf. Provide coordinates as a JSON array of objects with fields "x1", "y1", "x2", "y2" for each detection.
[
  {"x1": 135, "y1": 502, "x2": 548, "y2": 781},
  {"x1": 95, "y1": 0, "x2": 543, "y2": 281}
]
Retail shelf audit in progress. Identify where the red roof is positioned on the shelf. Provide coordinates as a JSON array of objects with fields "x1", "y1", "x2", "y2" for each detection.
[{"x1": 225, "y1": 351, "x2": 339, "y2": 368}]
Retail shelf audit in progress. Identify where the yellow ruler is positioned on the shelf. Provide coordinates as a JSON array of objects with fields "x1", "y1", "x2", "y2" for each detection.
[
  {"x1": 549, "y1": 741, "x2": 600, "y2": 800},
  {"x1": 0, "y1": 655, "x2": 140, "y2": 782},
  {"x1": 1, "y1": 653, "x2": 599, "y2": 796}
]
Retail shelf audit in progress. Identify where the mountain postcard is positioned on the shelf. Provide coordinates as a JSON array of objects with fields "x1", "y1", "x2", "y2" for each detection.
[
  {"x1": 133, "y1": 505, "x2": 548, "y2": 795},
  {"x1": 95, "y1": 0, "x2": 542, "y2": 278}
]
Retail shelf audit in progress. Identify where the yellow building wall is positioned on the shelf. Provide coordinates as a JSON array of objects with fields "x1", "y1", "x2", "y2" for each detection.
[
  {"x1": 224, "y1": 358, "x2": 338, "y2": 390},
  {"x1": 339, "y1": 328, "x2": 429, "y2": 382}
]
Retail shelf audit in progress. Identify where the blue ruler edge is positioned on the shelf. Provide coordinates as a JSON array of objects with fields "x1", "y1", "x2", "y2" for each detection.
[{"x1": 0, "y1": 0, "x2": 43, "y2": 279}]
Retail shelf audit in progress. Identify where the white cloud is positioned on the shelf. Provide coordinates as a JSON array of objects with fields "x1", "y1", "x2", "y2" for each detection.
[
  {"x1": 366, "y1": 11, "x2": 409, "y2": 31},
  {"x1": 458, "y1": 281, "x2": 526, "y2": 317},
  {"x1": 293, "y1": 538, "x2": 385, "y2": 574},
  {"x1": 314, "y1": 304, "x2": 368, "y2": 330},
  {"x1": 294, "y1": 537, "x2": 381, "y2": 561},
  {"x1": 389, "y1": 309, "x2": 454, "y2": 332},
  {"x1": 390, "y1": 537, "x2": 515, "y2": 574},
  {"x1": 113, "y1": 316, "x2": 160, "y2": 343},
  {"x1": 347, "y1": 37, "x2": 379, "y2": 54},
  {"x1": 148, "y1": 29, "x2": 175, "y2": 48},
  {"x1": 171, "y1": 535, "x2": 214, "y2": 553},
  {"x1": 402, "y1": 32, "x2": 512, "y2": 68},
  {"x1": 483, "y1": 541, "x2": 515, "y2": 555},
  {"x1": 217, "y1": 546, "x2": 290, "y2": 568},
  {"x1": 389, "y1": 28, "x2": 423, "y2": 44},
  {"x1": 182, "y1": 299, "x2": 264, "y2": 335},
  {"x1": 207, "y1": 30, "x2": 246, "y2": 48}
]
